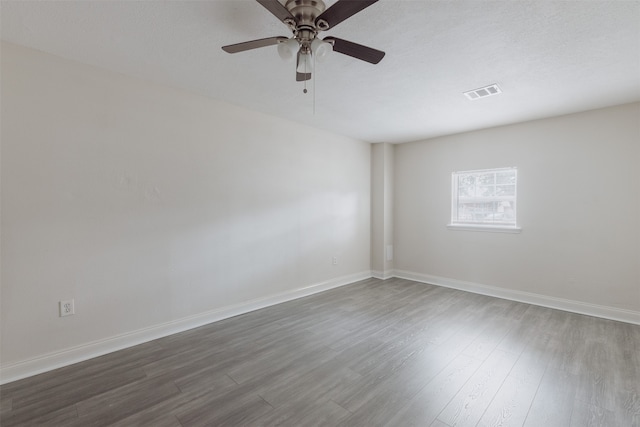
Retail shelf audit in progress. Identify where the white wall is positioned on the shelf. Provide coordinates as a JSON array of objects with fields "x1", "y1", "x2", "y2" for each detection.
[
  {"x1": 0, "y1": 42, "x2": 371, "y2": 381},
  {"x1": 371, "y1": 143, "x2": 394, "y2": 278},
  {"x1": 394, "y1": 103, "x2": 640, "y2": 315}
]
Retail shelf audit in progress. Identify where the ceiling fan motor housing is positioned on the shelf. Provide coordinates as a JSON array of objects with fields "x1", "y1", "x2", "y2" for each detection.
[{"x1": 285, "y1": 0, "x2": 327, "y2": 36}]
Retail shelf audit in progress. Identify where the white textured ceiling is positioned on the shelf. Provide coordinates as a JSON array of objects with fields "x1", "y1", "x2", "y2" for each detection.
[{"x1": 1, "y1": 0, "x2": 639, "y2": 143}]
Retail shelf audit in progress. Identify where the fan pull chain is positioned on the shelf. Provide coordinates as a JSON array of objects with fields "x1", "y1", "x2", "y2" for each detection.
[{"x1": 303, "y1": 53, "x2": 308, "y2": 94}]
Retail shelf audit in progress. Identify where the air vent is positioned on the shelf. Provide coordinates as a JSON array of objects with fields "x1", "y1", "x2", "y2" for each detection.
[{"x1": 464, "y1": 84, "x2": 502, "y2": 100}]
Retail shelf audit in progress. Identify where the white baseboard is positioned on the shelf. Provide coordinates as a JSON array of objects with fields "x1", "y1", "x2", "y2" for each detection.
[
  {"x1": 371, "y1": 270, "x2": 395, "y2": 280},
  {"x1": 393, "y1": 270, "x2": 640, "y2": 326},
  {"x1": 0, "y1": 271, "x2": 371, "y2": 385}
]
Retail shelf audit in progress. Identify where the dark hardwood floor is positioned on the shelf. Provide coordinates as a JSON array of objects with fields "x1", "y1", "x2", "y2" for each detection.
[{"x1": 1, "y1": 278, "x2": 639, "y2": 426}]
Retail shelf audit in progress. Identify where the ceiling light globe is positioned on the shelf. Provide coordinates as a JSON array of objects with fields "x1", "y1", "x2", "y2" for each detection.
[
  {"x1": 277, "y1": 38, "x2": 299, "y2": 61},
  {"x1": 296, "y1": 51, "x2": 313, "y2": 73},
  {"x1": 311, "y1": 38, "x2": 333, "y2": 62}
]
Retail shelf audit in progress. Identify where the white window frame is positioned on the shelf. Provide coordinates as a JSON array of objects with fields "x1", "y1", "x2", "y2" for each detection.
[{"x1": 447, "y1": 167, "x2": 521, "y2": 233}]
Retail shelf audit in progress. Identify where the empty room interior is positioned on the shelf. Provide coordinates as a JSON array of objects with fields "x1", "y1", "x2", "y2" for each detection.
[{"x1": 1, "y1": 1, "x2": 639, "y2": 426}]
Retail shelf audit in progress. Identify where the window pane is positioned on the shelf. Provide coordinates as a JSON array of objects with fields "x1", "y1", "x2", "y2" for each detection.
[
  {"x1": 451, "y1": 168, "x2": 517, "y2": 226},
  {"x1": 496, "y1": 171, "x2": 516, "y2": 184},
  {"x1": 480, "y1": 184, "x2": 495, "y2": 197},
  {"x1": 479, "y1": 173, "x2": 495, "y2": 185},
  {"x1": 496, "y1": 184, "x2": 515, "y2": 196}
]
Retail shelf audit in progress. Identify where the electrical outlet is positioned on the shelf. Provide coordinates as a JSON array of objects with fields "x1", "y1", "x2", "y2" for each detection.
[
  {"x1": 60, "y1": 299, "x2": 75, "y2": 317},
  {"x1": 332, "y1": 256, "x2": 338, "y2": 265}
]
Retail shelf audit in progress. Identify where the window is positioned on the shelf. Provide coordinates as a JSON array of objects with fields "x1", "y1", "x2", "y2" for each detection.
[{"x1": 449, "y1": 167, "x2": 520, "y2": 232}]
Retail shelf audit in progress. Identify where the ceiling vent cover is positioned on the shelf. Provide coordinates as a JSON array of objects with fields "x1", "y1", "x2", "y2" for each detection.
[{"x1": 464, "y1": 84, "x2": 502, "y2": 100}]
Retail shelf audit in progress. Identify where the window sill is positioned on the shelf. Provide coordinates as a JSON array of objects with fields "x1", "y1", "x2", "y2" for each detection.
[{"x1": 446, "y1": 224, "x2": 522, "y2": 234}]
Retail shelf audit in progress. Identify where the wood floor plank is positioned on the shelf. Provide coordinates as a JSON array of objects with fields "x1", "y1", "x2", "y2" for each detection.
[
  {"x1": 383, "y1": 354, "x2": 483, "y2": 427},
  {"x1": 475, "y1": 330, "x2": 554, "y2": 427},
  {"x1": 173, "y1": 382, "x2": 274, "y2": 426},
  {"x1": 0, "y1": 395, "x2": 11, "y2": 413},
  {"x1": 462, "y1": 316, "x2": 515, "y2": 361},
  {"x1": 345, "y1": 324, "x2": 442, "y2": 377},
  {"x1": 251, "y1": 399, "x2": 352, "y2": 427},
  {"x1": 4, "y1": 404, "x2": 79, "y2": 426},
  {"x1": 0, "y1": 340, "x2": 165, "y2": 397},
  {"x1": 570, "y1": 400, "x2": 620, "y2": 427},
  {"x1": 114, "y1": 414, "x2": 182, "y2": 427},
  {"x1": 523, "y1": 368, "x2": 578, "y2": 427},
  {"x1": 436, "y1": 349, "x2": 521, "y2": 427},
  {"x1": 334, "y1": 331, "x2": 488, "y2": 426},
  {"x1": 143, "y1": 324, "x2": 321, "y2": 383},
  {"x1": 0, "y1": 367, "x2": 148, "y2": 426},
  {"x1": 475, "y1": 371, "x2": 541, "y2": 427},
  {"x1": 601, "y1": 319, "x2": 640, "y2": 423},
  {"x1": 74, "y1": 376, "x2": 181, "y2": 426},
  {"x1": 173, "y1": 371, "x2": 238, "y2": 397},
  {"x1": 495, "y1": 305, "x2": 553, "y2": 355},
  {"x1": 258, "y1": 358, "x2": 362, "y2": 409},
  {"x1": 109, "y1": 375, "x2": 238, "y2": 427},
  {"x1": 1, "y1": 278, "x2": 638, "y2": 427},
  {"x1": 547, "y1": 313, "x2": 589, "y2": 374},
  {"x1": 574, "y1": 339, "x2": 618, "y2": 411},
  {"x1": 322, "y1": 310, "x2": 411, "y2": 352},
  {"x1": 225, "y1": 338, "x2": 338, "y2": 385},
  {"x1": 109, "y1": 395, "x2": 196, "y2": 427},
  {"x1": 333, "y1": 354, "x2": 433, "y2": 416}
]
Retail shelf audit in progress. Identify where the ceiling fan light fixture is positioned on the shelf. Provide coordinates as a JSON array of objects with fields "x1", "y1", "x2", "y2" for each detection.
[
  {"x1": 311, "y1": 38, "x2": 333, "y2": 62},
  {"x1": 277, "y1": 38, "x2": 299, "y2": 60},
  {"x1": 296, "y1": 50, "x2": 313, "y2": 73}
]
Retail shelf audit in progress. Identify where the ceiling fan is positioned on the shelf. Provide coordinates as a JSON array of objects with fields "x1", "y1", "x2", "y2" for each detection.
[{"x1": 222, "y1": 0, "x2": 385, "y2": 83}]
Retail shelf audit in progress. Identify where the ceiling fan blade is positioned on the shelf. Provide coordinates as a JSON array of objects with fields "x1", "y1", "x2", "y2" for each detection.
[
  {"x1": 323, "y1": 37, "x2": 385, "y2": 64},
  {"x1": 256, "y1": 0, "x2": 296, "y2": 24},
  {"x1": 315, "y1": 0, "x2": 379, "y2": 30},
  {"x1": 222, "y1": 36, "x2": 288, "y2": 53},
  {"x1": 296, "y1": 72, "x2": 312, "y2": 81}
]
